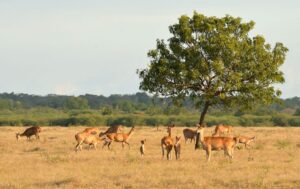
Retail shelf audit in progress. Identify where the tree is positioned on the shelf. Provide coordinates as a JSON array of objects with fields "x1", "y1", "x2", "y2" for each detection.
[
  {"x1": 138, "y1": 12, "x2": 288, "y2": 125},
  {"x1": 63, "y1": 97, "x2": 89, "y2": 110}
]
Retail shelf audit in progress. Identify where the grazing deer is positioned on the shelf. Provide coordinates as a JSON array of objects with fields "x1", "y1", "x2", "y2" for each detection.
[
  {"x1": 102, "y1": 127, "x2": 135, "y2": 149},
  {"x1": 237, "y1": 136, "x2": 256, "y2": 149},
  {"x1": 16, "y1": 126, "x2": 41, "y2": 141},
  {"x1": 183, "y1": 126, "x2": 199, "y2": 143},
  {"x1": 212, "y1": 124, "x2": 233, "y2": 137},
  {"x1": 75, "y1": 134, "x2": 104, "y2": 151},
  {"x1": 161, "y1": 124, "x2": 175, "y2": 160},
  {"x1": 140, "y1": 139, "x2": 146, "y2": 157},
  {"x1": 99, "y1": 125, "x2": 123, "y2": 137},
  {"x1": 195, "y1": 124, "x2": 238, "y2": 161},
  {"x1": 174, "y1": 136, "x2": 181, "y2": 160}
]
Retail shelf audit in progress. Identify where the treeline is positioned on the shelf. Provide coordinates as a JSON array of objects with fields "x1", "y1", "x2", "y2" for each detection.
[{"x1": 1, "y1": 92, "x2": 300, "y2": 126}]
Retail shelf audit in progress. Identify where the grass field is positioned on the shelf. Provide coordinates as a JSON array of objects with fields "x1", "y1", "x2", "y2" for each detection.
[{"x1": 0, "y1": 126, "x2": 299, "y2": 189}]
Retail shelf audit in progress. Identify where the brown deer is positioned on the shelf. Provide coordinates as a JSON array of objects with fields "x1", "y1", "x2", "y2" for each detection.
[
  {"x1": 195, "y1": 124, "x2": 238, "y2": 161},
  {"x1": 174, "y1": 136, "x2": 181, "y2": 160},
  {"x1": 99, "y1": 125, "x2": 123, "y2": 137},
  {"x1": 183, "y1": 126, "x2": 199, "y2": 143},
  {"x1": 140, "y1": 139, "x2": 146, "y2": 157},
  {"x1": 75, "y1": 134, "x2": 104, "y2": 151},
  {"x1": 16, "y1": 126, "x2": 41, "y2": 141},
  {"x1": 82, "y1": 127, "x2": 101, "y2": 135},
  {"x1": 161, "y1": 124, "x2": 175, "y2": 160},
  {"x1": 75, "y1": 127, "x2": 104, "y2": 151},
  {"x1": 102, "y1": 127, "x2": 135, "y2": 149},
  {"x1": 212, "y1": 124, "x2": 233, "y2": 137},
  {"x1": 236, "y1": 136, "x2": 256, "y2": 149}
]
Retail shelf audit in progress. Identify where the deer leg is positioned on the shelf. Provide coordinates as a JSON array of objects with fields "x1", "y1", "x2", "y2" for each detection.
[
  {"x1": 161, "y1": 145, "x2": 165, "y2": 159},
  {"x1": 108, "y1": 142, "x2": 112, "y2": 149},
  {"x1": 122, "y1": 142, "x2": 125, "y2": 149},
  {"x1": 206, "y1": 147, "x2": 211, "y2": 162},
  {"x1": 167, "y1": 149, "x2": 171, "y2": 160},
  {"x1": 125, "y1": 141, "x2": 130, "y2": 149}
]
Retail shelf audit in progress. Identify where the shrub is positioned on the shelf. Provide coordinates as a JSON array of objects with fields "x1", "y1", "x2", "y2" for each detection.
[
  {"x1": 288, "y1": 117, "x2": 300, "y2": 126},
  {"x1": 106, "y1": 117, "x2": 135, "y2": 127},
  {"x1": 271, "y1": 115, "x2": 289, "y2": 126},
  {"x1": 145, "y1": 118, "x2": 159, "y2": 126}
]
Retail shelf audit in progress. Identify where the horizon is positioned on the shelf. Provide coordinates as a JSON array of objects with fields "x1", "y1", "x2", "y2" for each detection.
[
  {"x1": 1, "y1": 1, "x2": 299, "y2": 98},
  {"x1": 1, "y1": 91, "x2": 299, "y2": 100}
]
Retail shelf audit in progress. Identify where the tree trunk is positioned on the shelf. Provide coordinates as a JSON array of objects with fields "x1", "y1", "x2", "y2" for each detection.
[
  {"x1": 199, "y1": 102, "x2": 210, "y2": 125},
  {"x1": 195, "y1": 102, "x2": 210, "y2": 150}
]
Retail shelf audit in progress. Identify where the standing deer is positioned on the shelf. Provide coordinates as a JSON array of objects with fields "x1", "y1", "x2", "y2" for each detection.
[
  {"x1": 102, "y1": 127, "x2": 135, "y2": 149},
  {"x1": 212, "y1": 124, "x2": 233, "y2": 137},
  {"x1": 75, "y1": 134, "x2": 104, "y2": 151},
  {"x1": 83, "y1": 127, "x2": 101, "y2": 135},
  {"x1": 75, "y1": 127, "x2": 104, "y2": 151},
  {"x1": 16, "y1": 126, "x2": 41, "y2": 141},
  {"x1": 161, "y1": 124, "x2": 175, "y2": 160},
  {"x1": 140, "y1": 139, "x2": 146, "y2": 157},
  {"x1": 183, "y1": 126, "x2": 199, "y2": 143},
  {"x1": 195, "y1": 124, "x2": 238, "y2": 161},
  {"x1": 99, "y1": 125, "x2": 123, "y2": 137},
  {"x1": 174, "y1": 136, "x2": 181, "y2": 160}
]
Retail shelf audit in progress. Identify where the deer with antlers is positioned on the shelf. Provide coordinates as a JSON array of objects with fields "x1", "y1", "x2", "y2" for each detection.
[
  {"x1": 102, "y1": 126, "x2": 135, "y2": 149},
  {"x1": 195, "y1": 124, "x2": 238, "y2": 161},
  {"x1": 161, "y1": 124, "x2": 175, "y2": 160}
]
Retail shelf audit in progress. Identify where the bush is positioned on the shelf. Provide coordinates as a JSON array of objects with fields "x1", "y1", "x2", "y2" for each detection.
[
  {"x1": 271, "y1": 115, "x2": 289, "y2": 126},
  {"x1": 145, "y1": 118, "x2": 159, "y2": 126},
  {"x1": 106, "y1": 117, "x2": 135, "y2": 127},
  {"x1": 21, "y1": 119, "x2": 39, "y2": 126},
  {"x1": 288, "y1": 117, "x2": 300, "y2": 126}
]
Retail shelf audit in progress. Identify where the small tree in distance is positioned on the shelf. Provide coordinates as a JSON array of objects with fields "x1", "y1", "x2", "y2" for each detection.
[{"x1": 138, "y1": 12, "x2": 288, "y2": 126}]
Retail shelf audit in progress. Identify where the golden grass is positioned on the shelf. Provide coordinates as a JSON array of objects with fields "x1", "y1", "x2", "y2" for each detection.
[{"x1": 0, "y1": 126, "x2": 300, "y2": 189}]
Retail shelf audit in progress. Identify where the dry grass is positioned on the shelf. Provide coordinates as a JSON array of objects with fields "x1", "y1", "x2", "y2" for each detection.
[{"x1": 0, "y1": 126, "x2": 300, "y2": 189}]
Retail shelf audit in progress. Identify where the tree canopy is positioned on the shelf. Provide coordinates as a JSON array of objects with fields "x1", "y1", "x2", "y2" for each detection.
[{"x1": 138, "y1": 12, "x2": 288, "y2": 124}]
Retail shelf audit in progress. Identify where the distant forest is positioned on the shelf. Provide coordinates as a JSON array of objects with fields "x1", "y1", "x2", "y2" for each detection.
[{"x1": 0, "y1": 92, "x2": 300, "y2": 127}]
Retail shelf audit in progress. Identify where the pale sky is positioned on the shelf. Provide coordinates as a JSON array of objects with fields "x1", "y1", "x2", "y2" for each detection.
[{"x1": 0, "y1": 0, "x2": 299, "y2": 98}]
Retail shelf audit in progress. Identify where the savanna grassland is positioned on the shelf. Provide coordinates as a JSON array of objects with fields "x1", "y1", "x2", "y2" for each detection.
[{"x1": 0, "y1": 126, "x2": 299, "y2": 189}]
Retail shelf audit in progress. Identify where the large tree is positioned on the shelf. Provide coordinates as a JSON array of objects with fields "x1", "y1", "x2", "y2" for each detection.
[{"x1": 138, "y1": 12, "x2": 288, "y2": 125}]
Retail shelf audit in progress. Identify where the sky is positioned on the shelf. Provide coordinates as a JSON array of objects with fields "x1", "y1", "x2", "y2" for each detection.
[{"x1": 0, "y1": 0, "x2": 299, "y2": 98}]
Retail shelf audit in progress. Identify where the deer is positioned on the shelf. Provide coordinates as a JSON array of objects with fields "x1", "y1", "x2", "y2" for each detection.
[
  {"x1": 75, "y1": 134, "x2": 104, "y2": 151},
  {"x1": 161, "y1": 124, "x2": 175, "y2": 160},
  {"x1": 102, "y1": 127, "x2": 135, "y2": 149},
  {"x1": 212, "y1": 124, "x2": 233, "y2": 137},
  {"x1": 183, "y1": 126, "x2": 199, "y2": 143},
  {"x1": 236, "y1": 136, "x2": 256, "y2": 149},
  {"x1": 16, "y1": 126, "x2": 41, "y2": 141},
  {"x1": 75, "y1": 127, "x2": 105, "y2": 151},
  {"x1": 82, "y1": 127, "x2": 101, "y2": 135},
  {"x1": 174, "y1": 136, "x2": 181, "y2": 160},
  {"x1": 99, "y1": 125, "x2": 123, "y2": 137},
  {"x1": 195, "y1": 124, "x2": 238, "y2": 161},
  {"x1": 140, "y1": 139, "x2": 146, "y2": 157}
]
